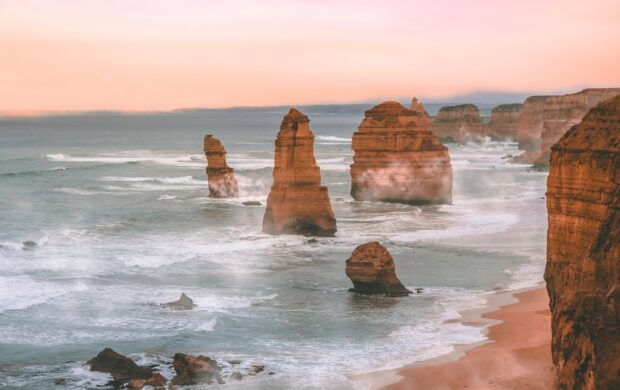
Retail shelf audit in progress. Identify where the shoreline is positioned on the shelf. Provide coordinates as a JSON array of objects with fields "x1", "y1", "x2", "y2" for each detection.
[{"x1": 350, "y1": 285, "x2": 554, "y2": 389}]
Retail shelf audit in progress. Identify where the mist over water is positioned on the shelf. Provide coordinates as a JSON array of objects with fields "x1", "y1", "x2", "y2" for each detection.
[{"x1": 0, "y1": 109, "x2": 547, "y2": 389}]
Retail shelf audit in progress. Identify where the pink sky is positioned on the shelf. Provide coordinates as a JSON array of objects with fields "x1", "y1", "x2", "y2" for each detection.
[{"x1": 1, "y1": 0, "x2": 619, "y2": 112}]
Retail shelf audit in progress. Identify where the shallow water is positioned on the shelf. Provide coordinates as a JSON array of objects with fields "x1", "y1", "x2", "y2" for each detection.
[{"x1": 0, "y1": 109, "x2": 547, "y2": 389}]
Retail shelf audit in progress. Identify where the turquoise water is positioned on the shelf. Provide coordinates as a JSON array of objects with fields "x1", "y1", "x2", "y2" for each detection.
[{"x1": 0, "y1": 108, "x2": 547, "y2": 389}]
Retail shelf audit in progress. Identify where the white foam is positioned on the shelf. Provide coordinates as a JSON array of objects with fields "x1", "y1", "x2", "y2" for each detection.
[
  {"x1": 0, "y1": 276, "x2": 88, "y2": 313},
  {"x1": 197, "y1": 318, "x2": 217, "y2": 332},
  {"x1": 316, "y1": 135, "x2": 351, "y2": 143}
]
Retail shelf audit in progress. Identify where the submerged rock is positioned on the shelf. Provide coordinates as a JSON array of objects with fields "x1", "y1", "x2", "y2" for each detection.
[
  {"x1": 350, "y1": 101, "x2": 452, "y2": 204},
  {"x1": 127, "y1": 373, "x2": 166, "y2": 389},
  {"x1": 241, "y1": 201, "x2": 262, "y2": 206},
  {"x1": 345, "y1": 242, "x2": 411, "y2": 297},
  {"x1": 262, "y1": 108, "x2": 337, "y2": 236},
  {"x1": 204, "y1": 134, "x2": 239, "y2": 198},
  {"x1": 22, "y1": 240, "x2": 37, "y2": 250},
  {"x1": 431, "y1": 104, "x2": 485, "y2": 142},
  {"x1": 87, "y1": 348, "x2": 154, "y2": 385},
  {"x1": 164, "y1": 293, "x2": 195, "y2": 310},
  {"x1": 545, "y1": 95, "x2": 620, "y2": 389},
  {"x1": 171, "y1": 353, "x2": 222, "y2": 385}
]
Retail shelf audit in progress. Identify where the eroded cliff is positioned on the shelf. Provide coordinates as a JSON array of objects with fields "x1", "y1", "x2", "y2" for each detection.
[
  {"x1": 350, "y1": 101, "x2": 452, "y2": 204},
  {"x1": 204, "y1": 135, "x2": 239, "y2": 198},
  {"x1": 431, "y1": 104, "x2": 485, "y2": 142},
  {"x1": 545, "y1": 95, "x2": 620, "y2": 389}
]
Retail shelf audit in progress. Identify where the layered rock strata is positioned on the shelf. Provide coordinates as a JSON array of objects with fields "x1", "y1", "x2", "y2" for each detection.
[
  {"x1": 431, "y1": 104, "x2": 485, "y2": 142},
  {"x1": 262, "y1": 108, "x2": 337, "y2": 236},
  {"x1": 515, "y1": 95, "x2": 555, "y2": 152},
  {"x1": 350, "y1": 101, "x2": 452, "y2": 204},
  {"x1": 410, "y1": 97, "x2": 432, "y2": 126},
  {"x1": 533, "y1": 88, "x2": 620, "y2": 166},
  {"x1": 487, "y1": 103, "x2": 522, "y2": 140},
  {"x1": 204, "y1": 135, "x2": 239, "y2": 198},
  {"x1": 345, "y1": 242, "x2": 411, "y2": 296},
  {"x1": 544, "y1": 95, "x2": 620, "y2": 389}
]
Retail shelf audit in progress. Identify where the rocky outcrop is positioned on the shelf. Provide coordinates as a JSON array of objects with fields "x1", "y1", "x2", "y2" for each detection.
[
  {"x1": 262, "y1": 108, "x2": 337, "y2": 236},
  {"x1": 544, "y1": 95, "x2": 620, "y2": 389},
  {"x1": 350, "y1": 101, "x2": 452, "y2": 204},
  {"x1": 410, "y1": 97, "x2": 432, "y2": 126},
  {"x1": 87, "y1": 348, "x2": 157, "y2": 386},
  {"x1": 533, "y1": 88, "x2": 620, "y2": 167},
  {"x1": 164, "y1": 293, "x2": 195, "y2": 310},
  {"x1": 515, "y1": 95, "x2": 555, "y2": 152},
  {"x1": 204, "y1": 135, "x2": 239, "y2": 198},
  {"x1": 345, "y1": 242, "x2": 411, "y2": 296},
  {"x1": 172, "y1": 353, "x2": 222, "y2": 385},
  {"x1": 487, "y1": 103, "x2": 522, "y2": 140},
  {"x1": 431, "y1": 104, "x2": 485, "y2": 142}
]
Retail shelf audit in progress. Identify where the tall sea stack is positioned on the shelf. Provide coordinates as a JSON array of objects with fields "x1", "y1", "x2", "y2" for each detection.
[
  {"x1": 204, "y1": 135, "x2": 239, "y2": 198},
  {"x1": 487, "y1": 103, "x2": 522, "y2": 140},
  {"x1": 350, "y1": 101, "x2": 452, "y2": 204},
  {"x1": 545, "y1": 95, "x2": 620, "y2": 389},
  {"x1": 431, "y1": 104, "x2": 485, "y2": 142},
  {"x1": 262, "y1": 108, "x2": 337, "y2": 236}
]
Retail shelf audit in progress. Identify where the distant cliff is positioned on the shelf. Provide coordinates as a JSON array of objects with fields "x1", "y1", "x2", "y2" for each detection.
[
  {"x1": 545, "y1": 95, "x2": 620, "y2": 389},
  {"x1": 487, "y1": 103, "x2": 522, "y2": 140},
  {"x1": 431, "y1": 104, "x2": 485, "y2": 143}
]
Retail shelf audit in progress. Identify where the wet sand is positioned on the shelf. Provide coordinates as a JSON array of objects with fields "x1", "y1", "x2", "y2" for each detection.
[{"x1": 380, "y1": 287, "x2": 555, "y2": 389}]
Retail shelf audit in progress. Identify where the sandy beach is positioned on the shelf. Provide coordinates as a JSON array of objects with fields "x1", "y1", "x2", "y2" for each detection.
[{"x1": 377, "y1": 287, "x2": 555, "y2": 389}]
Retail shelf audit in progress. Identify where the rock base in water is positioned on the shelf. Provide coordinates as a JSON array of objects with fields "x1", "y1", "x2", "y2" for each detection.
[{"x1": 345, "y1": 242, "x2": 411, "y2": 297}]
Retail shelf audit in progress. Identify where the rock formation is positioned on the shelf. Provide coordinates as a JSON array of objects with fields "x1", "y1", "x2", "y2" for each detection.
[
  {"x1": 164, "y1": 293, "x2": 195, "y2": 310},
  {"x1": 262, "y1": 108, "x2": 337, "y2": 236},
  {"x1": 350, "y1": 101, "x2": 452, "y2": 204},
  {"x1": 204, "y1": 135, "x2": 239, "y2": 198},
  {"x1": 533, "y1": 88, "x2": 620, "y2": 167},
  {"x1": 544, "y1": 95, "x2": 620, "y2": 389},
  {"x1": 487, "y1": 103, "x2": 522, "y2": 140},
  {"x1": 87, "y1": 348, "x2": 157, "y2": 386},
  {"x1": 345, "y1": 242, "x2": 411, "y2": 296},
  {"x1": 410, "y1": 97, "x2": 432, "y2": 126},
  {"x1": 431, "y1": 104, "x2": 485, "y2": 142},
  {"x1": 515, "y1": 95, "x2": 555, "y2": 153},
  {"x1": 172, "y1": 353, "x2": 222, "y2": 385}
]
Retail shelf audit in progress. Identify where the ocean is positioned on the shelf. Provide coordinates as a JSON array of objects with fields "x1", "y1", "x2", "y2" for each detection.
[{"x1": 0, "y1": 106, "x2": 547, "y2": 389}]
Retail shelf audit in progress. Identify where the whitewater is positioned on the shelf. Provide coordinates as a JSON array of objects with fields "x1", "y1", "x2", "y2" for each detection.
[{"x1": 0, "y1": 108, "x2": 547, "y2": 389}]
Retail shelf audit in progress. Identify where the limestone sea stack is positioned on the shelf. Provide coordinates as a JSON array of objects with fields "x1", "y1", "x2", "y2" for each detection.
[
  {"x1": 431, "y1": 104, "x2": 485, "y2": 142},
  {"x1": 410, "y1": 97, "x2": 432, "y2": 126},
  {"x1": 204, "y1": 135, "x2": 239, "y2": 198},
  {"x1": 515, "y1": 95, "x2": 555, "y2": 153},
  {"x1": 350, "y1": 101, "x2": 452, "y2": 204},
  {"x1": 345, "y1": 242, "x2": 411, "y2": 297},
  {"x1": 544, "y1": 95, "x2": 620, "y2": 389},
  {"x1": 487, "y1": 103, "x2": 522, "y2": 140},
  {"x1": 533, "y1": 88, "x2": 620, "y2": 167},
  {"x1": 262, "y1": 108, "x2": 337, "y2": 236}
]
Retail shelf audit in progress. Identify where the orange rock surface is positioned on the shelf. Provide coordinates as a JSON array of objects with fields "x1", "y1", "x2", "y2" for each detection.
[
  {"x1": 203, "y1": 135, "x2": 239, "y2": 198},
  {"x1": 515, "y1": 95, "x2": 555, "y2": 153},
  {"x1": 262, "y1": 108, "x2": 337, "y2": 236},
  {"x1": 350, "y1": 101, "x2": 452, "y2": 204},
  {"x1": 544, "y1": 95, "x2": 620, "y2": 389},
  {"x1": 410, "y1": 97, "x2": 432, "y2": 126},
  {"x1": 345, "y1": 242, "x2": 411, "y2": 297},
  {"x1": 431, "y1": 104, "x2": 485, "y2": 142},
  {"x1": 487, "y1": 103, "x2": 522, "y2": 140},
  {"x1": 533, "y1": 88, "x2": 620, "y2": 166}
]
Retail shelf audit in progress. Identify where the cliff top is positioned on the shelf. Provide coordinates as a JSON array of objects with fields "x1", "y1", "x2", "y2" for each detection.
[
  {"x1": 364, "y1": 101, "x2": 417, "y2": 118},
  {"x1": 492, "y1": 103, "x2": 522, "y2": 112},
  {"x1": 554, "y1": 95, "x2": 620, "y2": 153},
  {"x1": 438, "y1": 104, "x2": 479, "y2": 112}
]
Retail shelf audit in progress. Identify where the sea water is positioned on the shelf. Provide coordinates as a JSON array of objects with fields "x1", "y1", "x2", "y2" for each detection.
[{"x1": 0, "y1": 108, "x2": 547, "y2": 389}]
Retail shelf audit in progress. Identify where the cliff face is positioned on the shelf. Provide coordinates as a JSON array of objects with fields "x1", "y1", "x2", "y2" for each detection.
[
  {"x1": 431, "y1": 104, "x2": 485, "y2": 142},
  {"x1": 544, "y1": 95, "x2": 620, "y2": 389},
  {"x1": 410, "y1": 97, "x2": 432, "y2": 126},
  {"x1": 204, "y1": 135, "x2": 239, "y2": 198},
  {"x1": 262, "y1": 108, "x2": 337, "y2": 236},
  {"x1": 534, "y1": 88, "x2": 620, "y2": 167},
  {"x1": 350, "y1": 101, "x2": 452, "y2": 204},
  {"x1": 487, "y1": 103, "x2": 522, "y2": 140},
  {"x1": 515, "y1": 95, "x2": 555, "y2": 152}
]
